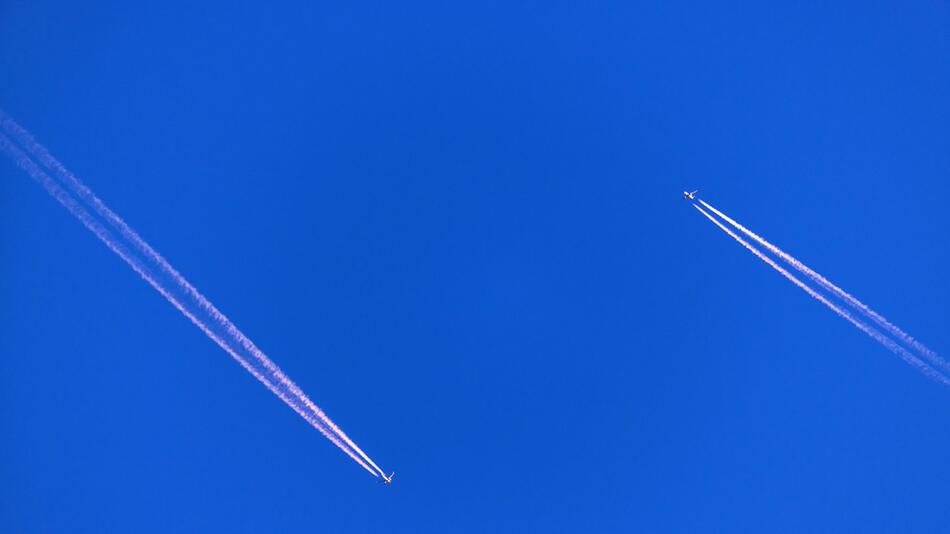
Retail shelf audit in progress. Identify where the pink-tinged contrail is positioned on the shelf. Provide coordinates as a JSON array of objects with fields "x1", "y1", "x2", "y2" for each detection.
[
  {"x1": 693, "y1": 204, "x2": 950, "y2": 386},
  {"x1": 698, "y1": 199, "x2": 949, "y2": 374},
  {"x1": 0, "y1": 112, "x2": 386, "y2": 478}
]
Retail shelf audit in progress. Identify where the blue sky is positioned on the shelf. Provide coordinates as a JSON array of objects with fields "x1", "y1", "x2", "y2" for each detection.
[{"x1": 2, "y1": 1, "x2": 950, "y2": 532}]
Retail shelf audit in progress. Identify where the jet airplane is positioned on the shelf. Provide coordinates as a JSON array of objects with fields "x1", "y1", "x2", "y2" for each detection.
[
  {"x1": 683, "y1": 190, "x2": 698, "y2": 200},
  {"x1": 380, "y1": 472, "x2": 396, "y2": 485}
]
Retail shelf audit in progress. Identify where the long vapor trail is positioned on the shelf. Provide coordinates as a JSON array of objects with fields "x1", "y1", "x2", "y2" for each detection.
[
  {"x1": 0, "y1": 111, "x2": 385, "y2": 477},
  {"x1": 693, "y1": 204, "x2": 950, "y2": 386},
  {"x1": 698, "y1": 199, "x2": 949, "y2": 373}
]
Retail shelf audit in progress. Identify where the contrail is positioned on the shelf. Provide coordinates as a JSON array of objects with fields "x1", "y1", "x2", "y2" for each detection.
[
  {"x1": 698, "y1": 199, "x2": 949, "y2": 373},
  {"x1": 0, "y1": 113, "x2": 386, "y2": 478},
  {"x1": 693, "y1": 204, "x2": 950, "y2": 386}
]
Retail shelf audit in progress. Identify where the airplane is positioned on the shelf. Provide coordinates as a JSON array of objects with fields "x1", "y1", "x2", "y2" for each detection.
[
  {"x1": 683, "y1": 190, "x2": 698, "y2": 200},
  {"x1": 380, "y1": 471, "x2": 396, "y2": 485}
]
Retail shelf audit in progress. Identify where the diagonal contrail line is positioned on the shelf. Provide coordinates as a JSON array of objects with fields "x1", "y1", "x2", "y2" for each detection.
[
  {"x1": 698, "y1": 199, "x2": 949, "y2": 373},
  {"x1": 694, "y1": 203, "x2": 950, "y2": 386},
  {"x1": 0, "y1": 114, "x2": 385, "y2": 477}
]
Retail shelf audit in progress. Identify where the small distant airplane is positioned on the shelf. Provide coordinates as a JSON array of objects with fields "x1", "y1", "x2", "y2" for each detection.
[
  {"x1": 380, "y1": 472, "x2": 396, "y2": 485},
  {"x1": 683, "y1": 190, "x2": 699, "y2": 200}
]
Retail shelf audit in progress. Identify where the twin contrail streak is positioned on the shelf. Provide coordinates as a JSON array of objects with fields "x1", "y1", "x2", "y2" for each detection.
[
  {"x1": 697, "y1": 199, "x2": 948, "y2": 374},
  {"x1": 693, "y1": 204, "x2": 950, "y2": 386},
  {"x1": 0, "y1": 111, "x2": 385, "y2": 477}
]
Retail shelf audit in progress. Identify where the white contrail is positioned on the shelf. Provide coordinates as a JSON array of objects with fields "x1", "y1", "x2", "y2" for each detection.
[
  {"x1": 698, "y1": 199, "x2": 949, "y2": 373},
  {"x1": 0, "y1": 115, "x2": 386, "y2": 478},
  {"x1": 693, "y1": 204, "x2": 950, "y2": 386}
]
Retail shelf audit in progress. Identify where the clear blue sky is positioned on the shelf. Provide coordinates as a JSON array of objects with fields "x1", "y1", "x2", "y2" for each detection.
[{"x1": 2, "y1": 2, "x2": 950, "y2": 532}]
